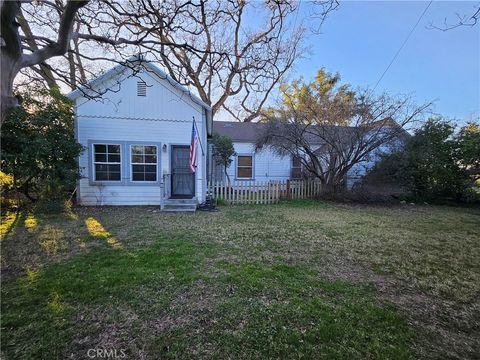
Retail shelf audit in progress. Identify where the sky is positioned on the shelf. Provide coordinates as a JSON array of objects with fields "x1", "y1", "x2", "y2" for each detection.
[{"x1": 291, "y1": 0, "x2": 480, "y2": 124}]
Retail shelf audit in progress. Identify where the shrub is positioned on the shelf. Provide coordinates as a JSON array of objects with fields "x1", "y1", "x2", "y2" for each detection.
[
  {"x1": 366, "y1": 118, "x2": 478, "y2": 203},
  {"x1": 1, "y1": 88, "x2": 84, "y2": 203}
]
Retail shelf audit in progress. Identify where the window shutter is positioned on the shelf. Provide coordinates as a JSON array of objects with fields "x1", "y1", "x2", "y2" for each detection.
[{"x1": 137, "y1": 81, "x2": 147, "y2": 96}]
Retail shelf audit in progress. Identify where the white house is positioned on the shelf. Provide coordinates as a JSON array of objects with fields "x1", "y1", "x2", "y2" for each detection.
[
  {"x1": 68, "y1": 56, "x2": 212, "y2": 210},
  {"x1": 212, "y1": 121, "x2": 406, "y2": 188}
]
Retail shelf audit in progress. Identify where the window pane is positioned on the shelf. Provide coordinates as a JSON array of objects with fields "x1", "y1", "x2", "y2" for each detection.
[
  {"x1": 291, "y1": 168, "x2": 302, "y2": 179},
  {"x1": 145, "y1": 165, "x2": 156, "y2": 173},
  {"x1": 109, "y1": 172, "x2": 121, "y2": 181},
  {"x1": 131, "y1": 155, "x2": 144, "y2": 163},
  {"x1": 132, "y1": 172, "x2": 144, "y2": 181},
  {"x1": 95, "y1": 153, "x2": 107, "y2": 162},
  {"x1": 238, "y1": 156, "x2": 252, "y2": 166},
  {"x1": 238, "y1": 167, "x2": 252, "y2": 178},
  {"x1": 108, "y1": 154, "x2": 120, "y2": 163},
  {"x1": 95, "y1": 164, "x2": 108, "y2": 172},
  {"x1": 94, "y1": 144, "x2": 106, "y2": 153},
  {"x1": 145, "y1": 146, "x2": 157, "y2": 154},
  {"x1": 131, "y1": 145, "x2": 143, "y2": 155},
  {"x1": 108, "y1": 164, "x2": 120, "y2": 173},
  {"x1": 95, "y1": 172, "x2": 108, "y2": 181},
  {"x1": 132, "y1": 164, "x2": 144, "y2": 172},
  {"x1": 292, "y1": 156, "x2": 302, "y2": 167},
  {"x1": 145, "y1": 173, "x2": 157, "y2": 181},
  {"x1": 144, "y1": 155, "x2": 156, "y2": 163},
  {"x1": 108, "y1": 145, "x2": 120, "y2": 154}
]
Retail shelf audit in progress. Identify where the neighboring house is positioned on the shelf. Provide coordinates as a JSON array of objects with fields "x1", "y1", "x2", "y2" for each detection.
[
  {"x1": 68, "y1": 56, "x2": 212, "y2": 208},
  {"x1": 212, "y1": 121, "x2": 406, "y2": 188}
]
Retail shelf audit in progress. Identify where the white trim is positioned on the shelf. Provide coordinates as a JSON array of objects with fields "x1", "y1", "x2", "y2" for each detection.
[
  {"x1": 92, "y1": 142, "x2": 122, "y2": 183},
  {"x1": 129, "y1": 144, "x2": 159, "y2": 183},
  {"x1": 236, "y1": 154, "x2": 254, "y2": 180}
]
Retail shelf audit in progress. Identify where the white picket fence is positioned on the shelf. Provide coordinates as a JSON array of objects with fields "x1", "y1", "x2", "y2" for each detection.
[{"x1": 208, "y1": 179, "x2": 323, "y2": 205}]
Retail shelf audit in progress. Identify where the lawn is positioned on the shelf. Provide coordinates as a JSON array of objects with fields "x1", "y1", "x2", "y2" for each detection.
[{"x1": 1, "y1": 201, "x2": 479, "y2": 359}]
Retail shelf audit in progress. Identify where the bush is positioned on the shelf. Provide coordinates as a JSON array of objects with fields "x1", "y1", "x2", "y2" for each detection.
[
  {"x1": 1, "y1": 88, "x2": 84, "y2": 203},
  {"x1": 366, "y1": 118, "x2": 479, "y2": 203}
]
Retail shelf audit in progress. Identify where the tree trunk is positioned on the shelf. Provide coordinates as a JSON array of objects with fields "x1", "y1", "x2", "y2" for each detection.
[{"x1": 0, "y1": 53, "x2": 20, "y2": 123}]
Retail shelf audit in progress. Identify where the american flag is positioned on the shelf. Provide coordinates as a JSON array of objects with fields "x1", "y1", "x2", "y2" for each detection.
[{"x1": 189, "y1": 122, "x2": 198, "y2": 173}]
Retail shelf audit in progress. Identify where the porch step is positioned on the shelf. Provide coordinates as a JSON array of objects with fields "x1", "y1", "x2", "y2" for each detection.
[{"x1": 161, "y1": 198, "x2": 197, "y2": 212}]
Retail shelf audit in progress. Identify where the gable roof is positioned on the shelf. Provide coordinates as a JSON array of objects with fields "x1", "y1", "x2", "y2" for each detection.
[
  {"x1": 213, "y1": 121, "x2": 267, "y2": 142},
  {"x1": 67, "y1": 55, "x2": 213, "y2": 135},
  {"x1": 213, "y1": 120, "x2": 410, "y2": 144}
]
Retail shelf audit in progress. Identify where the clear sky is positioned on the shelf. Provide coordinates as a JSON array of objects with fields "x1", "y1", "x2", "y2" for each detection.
[{"x1": 292, "y1": 0, "x2": 480, "y2": 124}]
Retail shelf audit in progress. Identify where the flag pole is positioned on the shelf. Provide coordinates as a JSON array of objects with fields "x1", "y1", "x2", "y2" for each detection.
[{"x1": 192, "y1": 116, "x2": 205, "y2": 156}]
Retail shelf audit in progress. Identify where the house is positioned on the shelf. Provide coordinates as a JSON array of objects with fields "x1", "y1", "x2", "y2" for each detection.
[
  {"x1": 68, "y1": 56, "x2": 212, "y2": 210},
  {"x1": 212, "y1": 121, "x2": 405, "y2": 188}
]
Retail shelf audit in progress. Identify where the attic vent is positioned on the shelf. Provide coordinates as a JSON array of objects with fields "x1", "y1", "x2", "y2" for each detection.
[{"x1": 137, "y1": 81, "x2": 147, "y2": 96}]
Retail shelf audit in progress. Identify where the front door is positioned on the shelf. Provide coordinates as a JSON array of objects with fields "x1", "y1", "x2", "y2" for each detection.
[{"x1": 171, "y1": 145, "x2": 195, "y2": 198}]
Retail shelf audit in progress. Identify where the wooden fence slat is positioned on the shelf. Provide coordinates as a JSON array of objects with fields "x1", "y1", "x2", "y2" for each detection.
[{"x1": 208, "y1": 178, "x2": 325, "y2": 206}]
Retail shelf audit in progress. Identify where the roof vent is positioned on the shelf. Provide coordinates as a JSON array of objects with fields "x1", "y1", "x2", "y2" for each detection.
[{"x1": 137, "y1": 81, "x2": 147, "y2": 96}]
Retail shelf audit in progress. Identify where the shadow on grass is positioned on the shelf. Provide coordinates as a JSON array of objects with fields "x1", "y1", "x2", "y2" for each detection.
[
  {"x1": 1, "y1": 235, "x2": 208, "y2": 359},
  {"x1": 149, "y1": 261, "x2": 412, "y2": 359}
]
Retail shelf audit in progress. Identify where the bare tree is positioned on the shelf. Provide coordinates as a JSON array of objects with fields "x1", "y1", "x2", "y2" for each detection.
[
  {"x1": 0, "y1": 0, "x2": 88, "y2": 121},
  {"x1": 428, "y1": 3, "x2": 480, "y2": 31},
  {"x1": 13, "y1": 0, "x2": 338, "y2": 122},
  {"x1": 256, "y1": 69, "x2": 431, "y2": 192}
]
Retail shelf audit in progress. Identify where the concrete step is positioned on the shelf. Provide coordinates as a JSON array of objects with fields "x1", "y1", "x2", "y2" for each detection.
[
  {"x1": 163, "y1": 198, "x2": 197, "y2": 205},
  {"x1": 162, "y1": 207, "x2": 196, "y2": 212},
  {"x1": 161, "y1": 199, "x2": 197, "y2": 212}
]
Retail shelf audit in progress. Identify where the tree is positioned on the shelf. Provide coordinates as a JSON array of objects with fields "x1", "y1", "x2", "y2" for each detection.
[
  {"x1": 456, "y1": 122, "x2": 480, "y2": 178},
  {"x1": 367, "y1": 118, "x2": 478, "y2": 201},
  {"x1": 11, "y1": 0, "x2": 338, "y2": 122},
  {"x1": 256, "y1": 69, "x2": 430, "y2": 192},
  {"x1": 210, "y1": 133, "x2": 236, "y2": 183},
  {"x1": 429, "y1": 4, "x2": 479, "y2": 31},
  {"x1": 1, "y1": 88, "x2": 84, "y2": 201},
  {"x1": 0, "y1": 0, "x2": 88, "y2": 121}
]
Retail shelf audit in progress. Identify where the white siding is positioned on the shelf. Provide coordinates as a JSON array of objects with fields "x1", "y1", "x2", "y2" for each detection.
[
  {"x1": 217, "y1": 140, "x2": 402, "y2": 189},
  {"x1": 76, "y1": 68, "x2": 207, "y2": 205},
  {"x1": 223, "y1": 143, "x2": 292, "y2": 181}
]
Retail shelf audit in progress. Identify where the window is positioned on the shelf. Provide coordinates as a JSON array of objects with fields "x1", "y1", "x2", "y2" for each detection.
[
  {"x1": 93, "y1": 144, "x2": 121, "y2": 181},
  {"x1": 131, "y1": 145, "x2": 157, "y2": 181},
  {"x1": 237, "y1": 155, "x2": 253, "y2": 179},
  {"x1": 137, "y1": 81, "x2": 146, "y2": 96},
  {"x1": 291, "y1": 156, "x2": 302, "y2": 179}
]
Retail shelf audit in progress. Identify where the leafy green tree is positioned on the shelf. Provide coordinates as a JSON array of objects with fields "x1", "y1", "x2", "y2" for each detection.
[
  {"x1": 456, "y1": 122, "x2": 480, "y2": 178},
  {"x1": 367, "y1": 118, "x2": 476, "y2": 201},
  {"x1": 210, "y1": 133, "x2": 235, "y2": 183},
  {"x1": 401, "y1": 118, "x2": 467, "y2": 200},
  {"x1": 1, "y1": 88, "x2": 84, "y2": 201}
]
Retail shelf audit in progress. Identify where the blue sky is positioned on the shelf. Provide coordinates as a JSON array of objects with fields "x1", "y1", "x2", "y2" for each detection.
[{"x1": 292, "y1": 1, "x2": 479, "y2": 124}]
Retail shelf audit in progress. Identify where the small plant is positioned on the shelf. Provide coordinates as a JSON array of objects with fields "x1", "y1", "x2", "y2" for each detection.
[
  {"x1": 216, "y1": 197, "x2": 228, "y2": 206},
  {"x1": 210, "y1": 133, "x2": 235, "y2": 183}
]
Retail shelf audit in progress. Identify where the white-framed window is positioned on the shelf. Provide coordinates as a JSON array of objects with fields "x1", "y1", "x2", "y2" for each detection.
[
  {"x1": 93, "y1": 144, "x2": 121, "y2": 181},
  {"x1": 291, "y1": 156, "x2": 302, "y2": 179},
  {"x1": 131, "y1": 145, "x2": 157, "y2": 181},
  {"x1": 237, "y1": 155, "x2": 253, "y2": 179}
]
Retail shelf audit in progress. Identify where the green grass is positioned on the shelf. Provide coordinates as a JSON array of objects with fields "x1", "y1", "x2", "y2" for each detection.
[{"x1": 1, "y1": 202, "x2": 479, "y2": 359}]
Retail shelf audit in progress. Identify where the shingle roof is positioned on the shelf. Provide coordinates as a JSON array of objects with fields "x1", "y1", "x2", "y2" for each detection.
[
  {"x1": 213, "y1": 120, "x2": 410, "y2": 143},
  {"x1": 213, "y1": 121, "x2": 266, "y2": 142}
]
